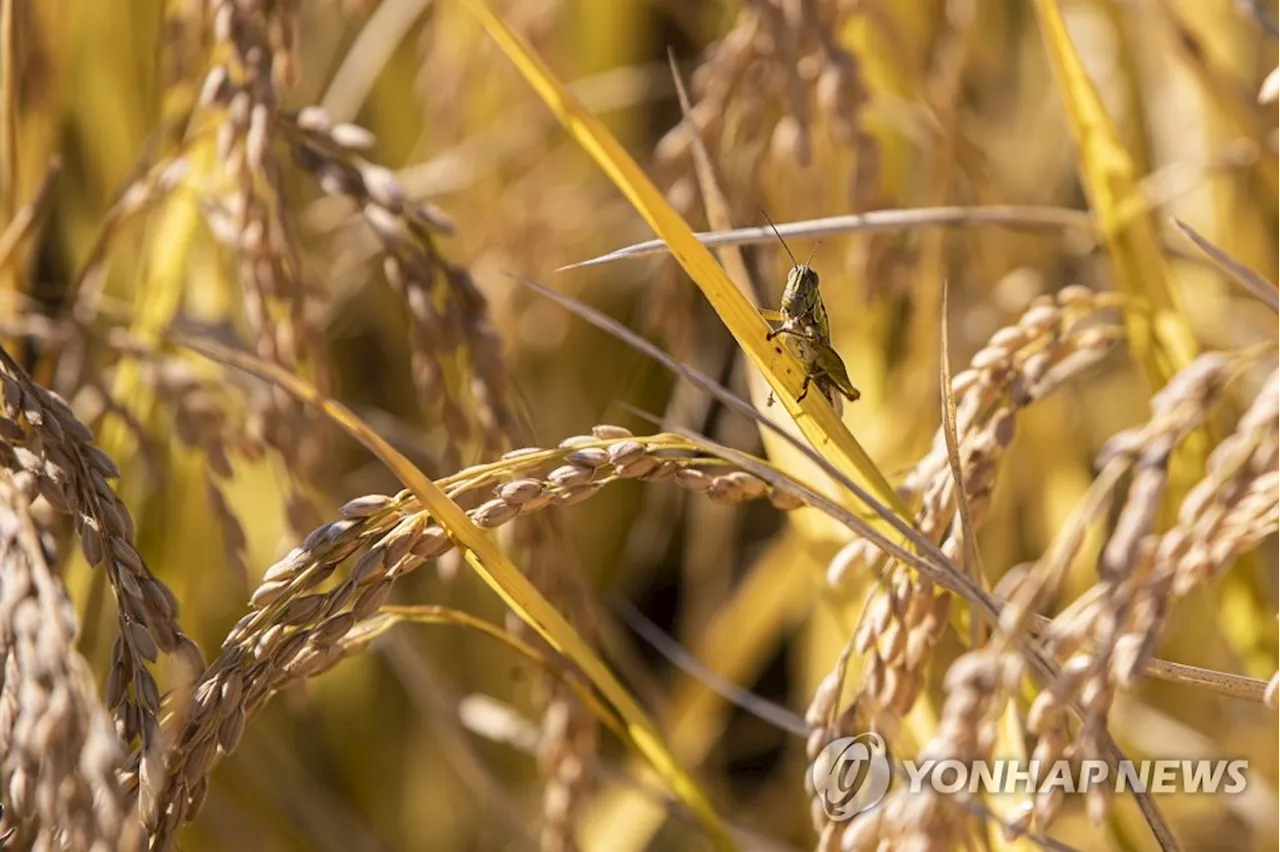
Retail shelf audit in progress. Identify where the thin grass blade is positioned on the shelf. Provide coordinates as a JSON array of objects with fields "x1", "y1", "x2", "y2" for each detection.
[
  {"x1": 1171, "y1": 217, "x2": 1279, "y2": 312},
  {"x1": 558, "y1": 206, "x2": 1098, "y2": 271}
]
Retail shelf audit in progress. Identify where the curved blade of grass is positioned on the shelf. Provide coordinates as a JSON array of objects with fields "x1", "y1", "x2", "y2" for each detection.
[
  {"x1": 460, "y1": 0, "x2": 907, "y2": 524},
  {"x1": 177, "y1": 334, "x2": 734, "y2": 851},
  {"x1": 557, "y1": 205, "x2": 1098, "y2": 271},
  {"x1": 1171, "y1": 217, "x2": 1279, "y2": 312},
  {"x1": 584, "y1": 533, "x2": 816, "y2": 851},
  {"x1": 1033, "y1": 0, "x2": 1198, "y2": 388},
  {"x1": 665, "y1": 49, "x2": 756, "y2": 305},
  {"x1": 613, "y1": 596, "x2": 810, "y2": 737}
]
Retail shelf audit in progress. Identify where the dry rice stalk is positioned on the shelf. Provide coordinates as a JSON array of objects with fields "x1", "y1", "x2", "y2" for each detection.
[
  {"x1": 204, "y1": 1, "x2": 299, "y2": 94},
  {"x1": 673, "y1": 402, "x2": 1184, "y2": 848},
  {"x1": 830, "y1": 287, "x2": 1122, "y2": 590},
  {"x1": 657, "y1": 0, "x2": 869, "y2": 174},
  {"x1": 0, "y1": 345, "x2": 201, "y2": 826},
  {"x1": 656, "y1": 0, "x2": 910, "y2": 301},
  {"x1": 2, "y1": 313, "x2": 261, "y2": 586},
  {"x1": 286, "y1": 107, "x2": 525, "y2": 469},
  {"x1": 0, "y1": 470, "x2": 140, "y2": 851},
  {"x1": 1028, "y1": 352, "x2": 1243, "y2": 829},
  {"x1": 497, "y1": 424, "x2": 672, "y2": 850},
  {"x1": 199, "y1": 0, "x2": 325, "y2": 533},
  {"x1": 146, "y1": 427, "x2": 802, "y2": 848},
  {"x1": 802, "y1": 288, "x2": 1122, "y2": 845},
  {"x1": 1157, "y1": 367, "x2": 1278, "y2": 601}
]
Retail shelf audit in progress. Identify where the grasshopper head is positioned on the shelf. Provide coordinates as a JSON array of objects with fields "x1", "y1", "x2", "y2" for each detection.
[{"x1": 781, "y1": 264, "x2": 821, "y2": 319}]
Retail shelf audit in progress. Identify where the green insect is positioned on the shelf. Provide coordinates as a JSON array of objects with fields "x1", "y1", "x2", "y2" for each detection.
[
  {"x1": 761, "y1": 211, "x2": 830, "y2": 343},
  {"x1": 759, "y1": 213, "x2": 861, "y2": 409}
]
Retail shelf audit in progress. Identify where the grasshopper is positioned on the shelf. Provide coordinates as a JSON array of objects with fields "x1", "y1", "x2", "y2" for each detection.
[{"x1": 759, "y1": 213, "x2": 861, "y2": 409}]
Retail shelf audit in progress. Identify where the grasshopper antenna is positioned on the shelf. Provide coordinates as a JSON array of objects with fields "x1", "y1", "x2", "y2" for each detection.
[
  {"x1": 760, "y1": 208, "x2": 798, "y2": 268},
  {"x1": 803, "y1": 240, "x2": 820, "y2": 268}
]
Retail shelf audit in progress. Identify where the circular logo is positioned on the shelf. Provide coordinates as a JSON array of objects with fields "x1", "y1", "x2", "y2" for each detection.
[{"x1": 810, "y1": 732, "x2": 892, "y2": 820}]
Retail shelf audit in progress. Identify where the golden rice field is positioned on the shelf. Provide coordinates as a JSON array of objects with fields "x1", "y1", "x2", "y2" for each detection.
[{"x1": 0, "y1": 1, "x2": 1276, "y2": 850}]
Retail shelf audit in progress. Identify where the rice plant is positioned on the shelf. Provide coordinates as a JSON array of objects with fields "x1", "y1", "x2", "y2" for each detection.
[{"x1": 0, "y1": 1, "x2": 1275, "y2": 850}]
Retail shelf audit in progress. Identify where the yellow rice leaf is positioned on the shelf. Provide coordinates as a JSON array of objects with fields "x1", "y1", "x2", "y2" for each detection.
[
  {"x1": 180, "y1": 336, "x2": 736, "y2": 852},
  {"x1": 458, "y1": 0, "x2": 909, "y2": 523},
  {"x1": 1033, "y1": 0, "x2": 1198, "y2": 386}
]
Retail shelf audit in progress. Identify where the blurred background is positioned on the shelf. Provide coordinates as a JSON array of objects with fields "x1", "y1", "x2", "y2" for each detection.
[{"x1": 3, "y1": 0, "x2": 1277, "y2": 849}]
